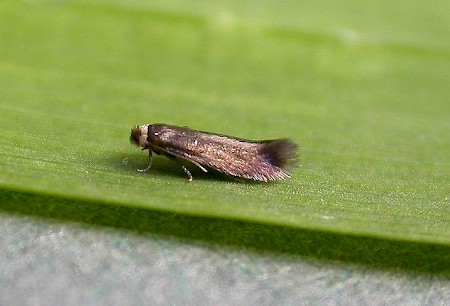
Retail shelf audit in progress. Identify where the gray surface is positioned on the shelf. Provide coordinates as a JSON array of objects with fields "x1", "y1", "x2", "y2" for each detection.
[{"x1": 1, "y1": 212, "x2": 448, "y2": 306}]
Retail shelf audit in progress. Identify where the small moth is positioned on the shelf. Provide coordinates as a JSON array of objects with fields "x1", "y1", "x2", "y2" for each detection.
[{"x1": 130, "y1": 124, "x2": 298, "y2": 182}]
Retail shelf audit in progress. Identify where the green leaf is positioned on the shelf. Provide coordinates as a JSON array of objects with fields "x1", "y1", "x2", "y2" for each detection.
[{"x1": 0, "y1": 0, "x2": 449, "y2": 250}]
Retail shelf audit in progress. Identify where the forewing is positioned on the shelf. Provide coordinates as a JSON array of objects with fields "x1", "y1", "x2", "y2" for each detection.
[{"x1": 153, "y1": 128, "x2": 291, "y2": 181}]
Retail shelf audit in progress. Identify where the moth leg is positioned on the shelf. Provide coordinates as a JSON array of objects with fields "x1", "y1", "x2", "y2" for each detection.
[
  {"x1": 182, "y1": 166, "x2": 193, "y2": 182},
  {"x1": 138, "y1": 148, "x2": 153, "y2": 172},
  {"x1": 193, "y1": 163, "x2": 208, "y2": 173}
]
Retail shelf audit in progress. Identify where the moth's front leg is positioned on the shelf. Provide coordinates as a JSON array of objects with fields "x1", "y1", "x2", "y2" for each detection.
[{"x1": 137, "y1": 148, "x2": 153, "y2": 172}]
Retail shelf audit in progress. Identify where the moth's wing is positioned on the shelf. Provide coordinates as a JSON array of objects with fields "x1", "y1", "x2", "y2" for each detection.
[
  {"x1": 153, "y1": 127, "x2": 297, "y2": 181},
  {"x1": 152, "y1": 145, "x2": 209, "y2": 172},
  {"x1": 212, "y1": 145, "x2": 292, "y2": 181},
  {"x1": 167, "y1": 139, "x2": 293, "y2": 181}
]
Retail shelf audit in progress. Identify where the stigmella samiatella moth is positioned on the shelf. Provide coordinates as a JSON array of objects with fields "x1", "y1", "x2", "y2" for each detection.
[{"x1": 130, "y1": 123, "x2": 298, "y2": 182}]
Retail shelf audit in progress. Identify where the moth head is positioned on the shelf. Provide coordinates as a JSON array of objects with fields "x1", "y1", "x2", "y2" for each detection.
[{"x1": 130, "y1": 125, "x2": 149, "y2": 147}]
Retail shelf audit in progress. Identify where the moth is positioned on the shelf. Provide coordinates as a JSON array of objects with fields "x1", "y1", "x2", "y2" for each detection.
[{"x1": 130, "y1": 124, "x2": 298, "y2": 182}]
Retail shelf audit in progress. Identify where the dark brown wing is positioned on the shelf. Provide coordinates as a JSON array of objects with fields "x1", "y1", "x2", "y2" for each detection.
[{"x1": 149, "y1": 125, "x2": 297, "y2": 181}]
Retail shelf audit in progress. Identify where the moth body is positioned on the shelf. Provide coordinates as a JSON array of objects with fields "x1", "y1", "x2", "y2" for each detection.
[{"x1": 130, "y1": 123, "x2": 298, "y2": 182}]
